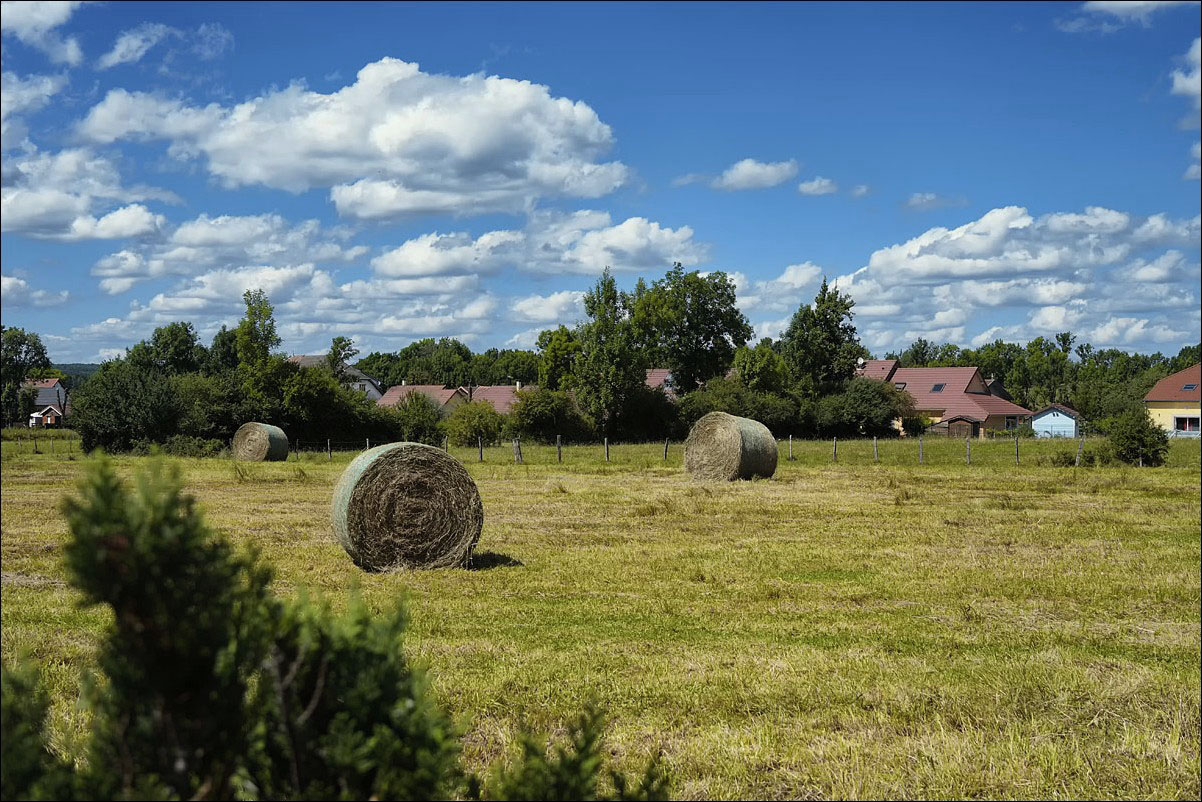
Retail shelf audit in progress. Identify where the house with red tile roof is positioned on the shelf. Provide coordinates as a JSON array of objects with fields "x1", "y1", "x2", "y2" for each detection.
[
  {"x1": 856, "y1": 359, "x2": 1032, "y2": 437},
  {"x1": 1144, "y1": 363, "x2": 1200, "y2": 437},
  {"x1": 21, "y1": 378, "x2": 70, "y2": 428},
  {"x1": 377, "y1": 384, "x2": 469, "y2": 414}
]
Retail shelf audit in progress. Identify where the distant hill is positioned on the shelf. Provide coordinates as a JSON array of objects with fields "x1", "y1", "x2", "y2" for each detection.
[{"x1": 54, "y1": 363, "x2": 102, "y2": 385}]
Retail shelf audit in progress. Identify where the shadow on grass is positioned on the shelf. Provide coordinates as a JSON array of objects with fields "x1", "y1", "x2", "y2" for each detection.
[{"x1": 468, "y1": 551, "x2": 524, "y2": 571}]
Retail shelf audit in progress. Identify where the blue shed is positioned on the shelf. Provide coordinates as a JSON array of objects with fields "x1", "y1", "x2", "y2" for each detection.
[{"x1": 1031, "y1": 404, "x2": 1079, "y2": 438}]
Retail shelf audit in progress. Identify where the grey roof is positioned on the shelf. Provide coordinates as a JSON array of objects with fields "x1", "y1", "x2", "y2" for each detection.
[{"x1": 288, "y1": 355, "x2": 380, "y2": 389}]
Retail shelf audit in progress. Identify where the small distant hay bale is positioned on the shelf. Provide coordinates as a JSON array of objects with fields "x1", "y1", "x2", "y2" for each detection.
[
  {"x1": 232, "y1": 422, "x2": 289, "y2": 462},
  {"x1": 684, "y1": 412, "x2": 778, "y2": 481},
  {"x1": 331, "y1": 442, "x2": 483, "y2": 571}
]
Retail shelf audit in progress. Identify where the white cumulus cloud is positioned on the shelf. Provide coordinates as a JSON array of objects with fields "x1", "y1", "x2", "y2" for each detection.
[
  {"x1": 97, "y1": 22, "x2": 176, "y2": 69},
  {"x1": 77, "y1": 57, "x2": 629, "y2": 219},
  {"x1": 710, "y1": 158, "x2": 798, "y2": 191},
  {"x1": 0, "y1": 1, "x2": 84, "y2": 65},
  {"x1": 798, "y1": 176, "x2": 837, "y2": 196}
]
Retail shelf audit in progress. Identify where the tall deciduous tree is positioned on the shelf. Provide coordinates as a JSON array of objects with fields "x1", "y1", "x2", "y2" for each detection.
[
  {"x1": 777, "y1": 278, "x2": 867, "y2": 396},
  {"x1": 536, "y1": 325, "x2": 582, "y2": 391},
  {"x1": 570, "y1": 269, "x2": 646, "y2": 436},
  {"x1": 325, "y1": 336, "x2": 359, "y2": 382},
  {"x1": 235, "y1": 289, "x2": 281, "y2": 368},
  {"x1": 631, "y1": 264, "x2": 752, "y2": 393}
]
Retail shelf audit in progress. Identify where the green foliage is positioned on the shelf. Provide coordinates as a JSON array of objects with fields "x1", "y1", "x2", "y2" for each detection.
[
  {"x1": 252, "y1": 597, "x2": 462, "y2": 800},
  {"x1": 62, "y1": 457, "x2": 275, "y2": 799},
  {"x1": 4, "y1": 456, "x2": 665, "y2": 801},
  {"x1": 1104, "y1": 407, "x2": 1170, "y2": 467},
  {"x1": 731, "y1": 339, "x2": 791, "y2": 395},
  {"x1": 326, "y1": 336, "x2": 360, "y2": 382},
  {"x1": 71, "y1": 359, "x2": 180, "y2": 451},
  {"x1": 630, "y1": 263, "x2": 751, "y2": 393},
  {"x1": 1, "y1": 663, "x2": 75, "y2": 800},
  {"x1": 815, "y1": 377, "x2": 915, "y2": 438},
  {"x1": 127, "y1": 322, "x2": 206, "y2": 375},
  {"x1": 483, "y1": 705, "x2": 669, "y2": 801},
  {"x1": 208, "y1": 326, "x2": 240, "y2": 374},
  {"x1": 508, "y1": 388, "x2": 594, "y2": 443},
  {"x1": 1, "y1": 326, "x2": 52, "y2": 425},
  {"x1": 571, "y1": 269, "x2": 647, "y2": 436},
  {"x1": 474, "y1": 348, "x2": 541, "y2": 387},
  {"x1": 236, "y1": 289, "x2": 282, "y2": 369},
  {"x1": 171, "y1": 372, "x2": 242, "y2": 440},
  {"x1": 678, "y1": 376, "x2": 798, "y2": 437},
  {"x1": 445, "y1": 401, "x2": 505, "y2": 446},
  {"x1": 387, "y1": 392, "x2": 444, "y2": 445},
  {"x1": 537, "y1": 326, "x2": 582, "y2": 391},
  {"x1": 777, "y1": 279, "x2": 868, "y2": 396}
]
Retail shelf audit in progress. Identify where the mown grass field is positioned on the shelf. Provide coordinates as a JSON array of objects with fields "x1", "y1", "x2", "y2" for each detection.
[{"x1": 2, "y1": 438, "x2": 1200, "y2": 799}]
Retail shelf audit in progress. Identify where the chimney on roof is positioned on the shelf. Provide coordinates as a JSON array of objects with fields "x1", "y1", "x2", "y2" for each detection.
[{"x1": 401, "y1": 379, "x2": 406, "y2": 386}]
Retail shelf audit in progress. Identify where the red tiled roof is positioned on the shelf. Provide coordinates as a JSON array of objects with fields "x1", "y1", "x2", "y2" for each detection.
[
  {"x1": 377, "y1": 385, "x2": 464, "y2": 408},
  {"x1": 21, "y1": 378, "x2": 61, "y2": 389},
  {"x1": 466, "y1": 385, "x2": 528, "y2": 415},
  {"x1": 645, "y1": 368, "x2": 676, "y2": 399},
  {"x1": 857, "y1": 360, "x2": 898, "y2": 381},
  {"x1": 886, "y1": 367, "x2": 1032, "y2": 419},
  {"x1": 1145, "y1": 364, "x2": 1201, "y2": 403}
]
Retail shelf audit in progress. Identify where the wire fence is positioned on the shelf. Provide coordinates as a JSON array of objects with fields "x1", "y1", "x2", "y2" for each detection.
[{"x1": 4, "y1": 431, "x2": 1198, "y2": 470}]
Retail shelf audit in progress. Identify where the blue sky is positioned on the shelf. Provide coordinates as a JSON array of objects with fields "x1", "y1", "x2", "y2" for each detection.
[{"x1": 2, "y1": 0, "x2": 1199, "y2": 363}]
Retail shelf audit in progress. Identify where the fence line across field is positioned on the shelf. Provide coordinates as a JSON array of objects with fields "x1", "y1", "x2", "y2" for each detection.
[{"x1": 286, "y1": 433, "x2": 1097, "y2": 468}]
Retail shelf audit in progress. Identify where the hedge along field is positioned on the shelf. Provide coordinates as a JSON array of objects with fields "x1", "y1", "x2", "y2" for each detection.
[{"x1": 1, "y1": 440, "x2": 1199, "y2": 799}]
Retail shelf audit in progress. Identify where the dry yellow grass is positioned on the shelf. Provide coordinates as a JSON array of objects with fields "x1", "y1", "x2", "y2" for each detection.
[{"x1": 2, "y1": 439, "x2": 1199, "y2": 799}]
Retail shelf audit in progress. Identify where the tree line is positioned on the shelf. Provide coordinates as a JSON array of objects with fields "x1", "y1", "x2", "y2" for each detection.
[{"x1": 2, "y1": 263, "x2": 1197, "y2": 452}]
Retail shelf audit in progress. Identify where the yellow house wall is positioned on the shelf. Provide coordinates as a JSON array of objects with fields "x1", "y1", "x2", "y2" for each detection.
[{"x1": 1146, "y1": 401, "x2": 1201, "y2": 431}]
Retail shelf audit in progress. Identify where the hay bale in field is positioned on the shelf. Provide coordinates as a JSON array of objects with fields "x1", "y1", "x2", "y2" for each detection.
[
  {"x1": 232, "y1": 422, "x2": 290, "y2": 462},
  {"x1": 331, "y1": 442, "x2": 483, "y2": 571},
  {"x1": 684, "y1": 411, "x2": 778, "y2": 481}
]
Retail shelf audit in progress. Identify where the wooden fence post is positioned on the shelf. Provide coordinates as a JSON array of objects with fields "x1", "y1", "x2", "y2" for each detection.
[
  {"x1": 1015, "y1": 434, "x2": 1019, "y2": 465},
  {"x1": 833, "y1": 436, "x2": 837, "y2": 463},
  {"x1": 664, "y1": 438, "x2": 669, "y2": 460},
  {"x1": 327, "y1": 439, "x2": 331, "y2": 461},
  {"x1": 517, "y1": 436, "x2": 523, "y2": 464},
  {"x1": 965, "y1": 434, "x2": 971, "y2": 465},
  {"x1": 443, "y1": 435, "x2": 449, "y2": 452},
  {"x1": 365, "y1": 438, "x2": 370, "y2": 451},
  {"x1": 1076, "y1": 437, "x2": 1083, "y2": 467},
  {"x1": 478, "y1": 435, "x2": 484, "y2": 462},
  {"x1": 512, "y1": 438, "x2": 518, "y2": 464},
  {"x1": 604, "y1": 437, "x2": 609, "y2": 462},
  {"x1": 556, "y1": 434, "x2": 562, "y2": 463},
  {"x1": 918, "y1": 434, "x2": 923, "y2": 465},
  {"x1": 788, "y1": 435, "x2": 793, "y2": 461},
  {"x1": 873, "y1": 436, "x2": 879, "y2": 463}
]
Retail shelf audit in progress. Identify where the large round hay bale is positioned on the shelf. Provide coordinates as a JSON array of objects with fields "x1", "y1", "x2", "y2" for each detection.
[
  {"x1": 331, "y1": 442, "x2": 483, "y2": 571},
  {"x1": 232, "y1": 422, "x2": 290, "y2": 461},
  {"x1": 684, "y1": 411, "x2": 778, "y2": 481}
]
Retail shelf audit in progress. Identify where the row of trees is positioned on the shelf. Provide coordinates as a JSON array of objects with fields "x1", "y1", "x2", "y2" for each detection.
[{"x1": 6, "y1": 261, "x2": 1198, "y2": 449}]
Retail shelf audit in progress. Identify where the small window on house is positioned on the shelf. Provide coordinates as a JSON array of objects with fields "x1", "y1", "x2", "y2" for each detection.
[
  {"x1": 894, "y1": 382, "x2": 906, "y2": 390},
  {"x1": 931, "y1": 383, "x2": 946, "y2": 393},
  {"x1": 1005, "y1": 416, "x2": 1017, "y2": 429},
  {"x1": 1183, "y1": 383, "x2": 1198, "y2": 391}
]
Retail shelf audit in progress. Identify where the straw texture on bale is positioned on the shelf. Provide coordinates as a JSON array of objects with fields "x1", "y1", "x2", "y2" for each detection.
[
  {"x1": 331, "y1": 442, "x2": 483, "y2": 571},
  {"x1": 232, "y1": 422, "x2": 290, "y2": 461},
  {"x1": 684, "y1": 411, "x2": 778, "y2": 481}
]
